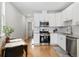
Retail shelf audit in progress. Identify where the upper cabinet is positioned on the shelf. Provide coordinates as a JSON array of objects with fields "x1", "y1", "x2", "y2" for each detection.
[
  {"x1": 34, "y1": 3, "x2": 79, "y2": 27},
  {"x1": 55, "y1": 12, "x2": 63, "y2": 26},
  {"x1": 62, "y1": 3, "x2": 73, "y2": 22},
  {"x1": 34, "y1": 13, "x2": 64, "y2": 27},
  {"x1": 46, "y1": 13, "x2": 64, "y2": 26},
  {"x1": 34, "y1": 13, "x2": 44, "y2": 27},
  {"x1": 46, "y1": 14, "x2": 56, "y2": 26},
  {"x1": 34, "y1": 13, "x2": 56, "y2": 27},
  {"x1": 62, "y1": 2, "x2": 79, "y2": 26},
  {"x1": 72, "y1": 3, "x2": 79, "y2": 25}
]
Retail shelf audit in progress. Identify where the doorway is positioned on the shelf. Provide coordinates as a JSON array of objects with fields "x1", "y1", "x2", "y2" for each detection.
[{"x1": 28, "y1": 22, "x2": 33, "y2": 39}]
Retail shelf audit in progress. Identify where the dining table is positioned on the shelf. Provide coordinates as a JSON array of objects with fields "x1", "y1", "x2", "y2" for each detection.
[{"x1": 2, "y1": 39, "x2": 27, "y2": 57}]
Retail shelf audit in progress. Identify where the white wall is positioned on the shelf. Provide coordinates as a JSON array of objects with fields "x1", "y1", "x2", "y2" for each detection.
[
  {"x1": 5, "y1": 3, "x2": 26, "y2": 39},
  {"x1": 0, "y1": 2, "x2": 2, "y2": 34},
  {"x1": 0, "y1": 2, "x2": 2, "y2": 46}
]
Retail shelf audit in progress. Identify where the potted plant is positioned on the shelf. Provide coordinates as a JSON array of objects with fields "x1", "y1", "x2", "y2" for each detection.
[{"x1": 3, "y1": 25, "x2": 14, "y2": 43}]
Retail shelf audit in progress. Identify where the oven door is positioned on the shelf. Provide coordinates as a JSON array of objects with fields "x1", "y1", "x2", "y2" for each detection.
[{"x1": 40, "y1": 35, "x2": 50, "y2": 43}]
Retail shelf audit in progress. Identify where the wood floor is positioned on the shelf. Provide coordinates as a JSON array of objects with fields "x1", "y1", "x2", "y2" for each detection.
[
  {"x1": 26, "y1": 39, "x2": 59, "y2": 57},
  {"x1": 27, "y1": 45, "x2": 59, "y2": 57}
]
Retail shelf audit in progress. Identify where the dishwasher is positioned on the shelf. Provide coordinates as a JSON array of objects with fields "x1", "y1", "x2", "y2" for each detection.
[{"x1": 66, "y1": 36, "x2": 77, "y2": 57}]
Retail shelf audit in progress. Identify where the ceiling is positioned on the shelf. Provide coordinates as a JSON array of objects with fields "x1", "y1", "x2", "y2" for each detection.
[{"x1": 11, "y1": 2, "x2": 73, "y2": 16}]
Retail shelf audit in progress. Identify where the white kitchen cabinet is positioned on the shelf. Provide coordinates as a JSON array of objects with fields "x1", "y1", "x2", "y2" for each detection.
[
  {"x1": 50, "y1": 33, "x2": 58, "y2": 45},
  {"x1": 34, "y1": 13, "x2": 44, "y2": 27},
  {"x1": 65, "y1": 5, "x2": 73, "y2": 21},
  {"x1": 50, "y1": 33, "x2": 66, "y2": 51},
  {"x1": 62, "y1": 3, "x2": 79, "y2": 25},
  {"x1": 62, "y1": 9, "x2": 68, "y2": 21},
  {"x1": 62, "y1": 9, "x2": 67, "y2": 21},
  {"x1": 32, "y1": 33, "x2": 40, "y2": 45},
  {"x1": 55, "y1": 12, "x2": 63, "y2": 26},
  {"x1": 34, "y1": 12, "x2": 64, "y2": 27},
  {"x1": 72, "y1": 3, "x2": 79, "y2": 25},
  {"x1": 60, "y1": 35, "x2": 66, "y2": 51},
  {"x1": 57, "y1": 34, "x2": 66, "y2": 51},
  {"x1": 46, "y1": 14, "x2": 56, "y2": 26},
  {"x1": 62, "y1": 4, "x2": 73, "y2": 22}
]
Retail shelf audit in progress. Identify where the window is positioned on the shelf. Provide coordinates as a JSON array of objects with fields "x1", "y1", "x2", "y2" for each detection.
[
  {"x1": 0, "y1": 2, "x2": 6, "y2": 37},
  {"x1": 0, "y1": 3, "x2": 1, "y2": 36}
]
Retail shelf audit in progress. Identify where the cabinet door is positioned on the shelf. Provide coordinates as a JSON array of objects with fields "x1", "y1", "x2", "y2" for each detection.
[
  {"x1": 57, "y1": 34, "x2": 62, "y2": 48},
  {"x1": 34, "y1": 13, "x2": 44, "y2": 27},
  {"x1": 33, "y1": 34, "x2": 40, "y2": 45},
  {"x1": 62, "y1": 4, "x2": 73, "y2": 26},
  {"x1": 57, "y1": 34, "x2": 66, "y2": 51},
  {"x1": 46, "y1": 14, "x2": 56, "y2": 26},
  {"x1": 50, "y1": 33, "x2": 57, "y2": 45},
  {"x1": 66, "y1": 5, "x2": 73, "y2": 20},
  {"x1": 55, "y1": 12, "x2": 63, "y2": 26},
  {"x1": 62, "y1": 9, "x2": 67, "y2": 21},
  {"x1": 61, "y1": 35, "x2": 66, "y2": 51},
  {"x1": 72, "y1": 3, "x2": 79, "y2": 25}
]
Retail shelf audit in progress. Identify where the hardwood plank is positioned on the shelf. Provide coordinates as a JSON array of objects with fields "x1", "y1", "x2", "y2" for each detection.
[{"x1": 27, "y1": 45, "x2": 59, "y2": 57}]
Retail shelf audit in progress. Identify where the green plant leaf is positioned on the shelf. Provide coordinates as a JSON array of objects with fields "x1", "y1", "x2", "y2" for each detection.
[{"x1": 3, "y1": 25, "x2": 14, "y2": 37}]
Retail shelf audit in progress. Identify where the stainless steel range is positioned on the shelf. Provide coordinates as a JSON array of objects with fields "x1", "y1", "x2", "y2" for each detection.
[{"x1": 40, "y1": 22, "x2": 50, "y2": 45}]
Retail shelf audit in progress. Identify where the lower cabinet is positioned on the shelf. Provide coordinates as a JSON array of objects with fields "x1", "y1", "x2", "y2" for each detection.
[
  {"x1": 57, "y1": 34, "x2": 66, "y2": 51},
  {"x1": 32, "y1": 34, "x2": 40, "y2": 45},
  {"x1": 50, "y1": 33, "x2": 66, "y2": 51},
  {"x1": 50, "y1": 33, "x2": 58, "y2": 45}
]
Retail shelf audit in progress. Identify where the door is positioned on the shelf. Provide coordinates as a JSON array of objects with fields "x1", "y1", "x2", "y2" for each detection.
[{"x1": 28, "y1": 22, "x2": 32, "y2": 38}]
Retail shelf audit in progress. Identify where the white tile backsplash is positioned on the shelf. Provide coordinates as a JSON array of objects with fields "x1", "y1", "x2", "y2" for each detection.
[{"x1": 57, "y1": 25, "x2": 79, "y2": 38}]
